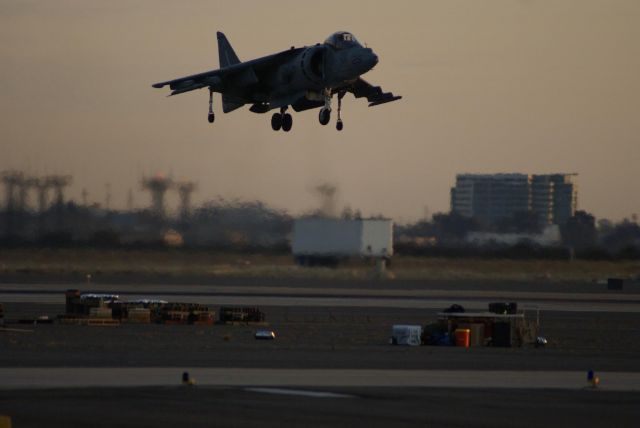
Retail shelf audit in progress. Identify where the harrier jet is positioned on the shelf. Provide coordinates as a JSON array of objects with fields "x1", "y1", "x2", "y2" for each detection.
[{"x1": 152, "y1": 31, "x2": 401, "y2": 131}]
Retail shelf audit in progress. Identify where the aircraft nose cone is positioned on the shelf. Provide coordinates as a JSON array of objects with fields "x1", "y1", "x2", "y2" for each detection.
[{"x1": 363, "y1": 48, "x2": 378, "y2": 68}]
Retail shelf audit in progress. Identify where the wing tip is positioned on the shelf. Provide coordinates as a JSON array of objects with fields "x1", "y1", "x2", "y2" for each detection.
[
  {"x1": 152, "y1": 83, "x2": 165, "y2": 89},
  {"x1": 368, "y1": 95, "x2": 402, "y2": 107}
]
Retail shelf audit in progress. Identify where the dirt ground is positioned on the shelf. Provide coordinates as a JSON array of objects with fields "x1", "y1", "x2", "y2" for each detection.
[{"x1": 1, "y1": 248, "x2": 639, "y2": 282}]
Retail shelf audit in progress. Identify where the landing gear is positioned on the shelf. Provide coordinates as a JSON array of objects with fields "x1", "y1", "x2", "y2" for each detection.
[
  {"x1": 282, "y1": 113, "x2": 293, "y2": 132},
  {"x1": 319, "y1": 108, "x2": 331, "y2": 125},
  {"x1": 271, "y1": 107, "x2": 292, "y2": 132},
  {"x1": 318, "y1": 89, "x2": 332, "y2": 126},
  {"x1": 207, "y1": 89, "x2": 215, "y2": 123},
  {"x1": 336, "y1": 92, "x2": 345, "y2": 131},
  {"x1": 271, "y1": 112, "x2": 282, "y2": 131}
]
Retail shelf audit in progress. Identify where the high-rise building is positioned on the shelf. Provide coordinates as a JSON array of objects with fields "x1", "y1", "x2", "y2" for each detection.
[
  {"x1": 549, "y1": 174, "x2": 578, "y2": 225},
  {"x1": 531, "y1": 175, "x2": 554, "y2": 225},
  {"x1": 450, "y1": 174, "x2": 531, "y2": 225},
  {"x1": 451, "y1": 173, "x2": 577, "y2": 225}
]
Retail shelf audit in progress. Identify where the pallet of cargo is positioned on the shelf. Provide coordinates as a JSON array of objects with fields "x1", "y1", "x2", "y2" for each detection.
[
  {"x1": 57, "y1": 316, "x2": 120, "y2": 326},
  {"x1": 219, "y1": 306, "x2": 266, "y2": 323},
  {"x1": 87, "y1": 319, "x2": 120, "y2": 326}
]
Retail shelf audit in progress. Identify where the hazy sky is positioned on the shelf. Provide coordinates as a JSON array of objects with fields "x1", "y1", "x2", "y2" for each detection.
[{"x1": 1, "y1": 0, "x2": 639, "y2": 223}]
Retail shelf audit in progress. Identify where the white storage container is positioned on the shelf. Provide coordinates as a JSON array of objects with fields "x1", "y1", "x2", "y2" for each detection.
[
  {"x1": 390, "y1": 325, "x2": 422, "y2": 346},
  {"x1": 292, "y1": 218, "x2": 393, "y2": 258}
]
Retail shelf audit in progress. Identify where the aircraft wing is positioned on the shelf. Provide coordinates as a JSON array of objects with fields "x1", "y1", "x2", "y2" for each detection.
[
  {"x1": 152, "y1": 70, "x2": 223, "y2": 96},
  {"x1": 152, "y1": 48, "x2": 305, "y2": 97},
  {"x1": 342, "y1": 78, "x2": 402, "y2": 107}
]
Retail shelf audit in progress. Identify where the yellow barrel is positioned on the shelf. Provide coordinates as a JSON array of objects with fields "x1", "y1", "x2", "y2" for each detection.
[{"x1": 455, "y1": 328, "x2": 471, "y2": 348}]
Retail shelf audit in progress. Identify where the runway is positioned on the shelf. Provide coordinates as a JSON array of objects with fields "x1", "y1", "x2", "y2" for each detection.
[
  {"x1": 2, "y1": 368, "x2": 639, "y2": 391},
  {"x1": 2, "y1": 283, "x2": 640, "y2": 312}
]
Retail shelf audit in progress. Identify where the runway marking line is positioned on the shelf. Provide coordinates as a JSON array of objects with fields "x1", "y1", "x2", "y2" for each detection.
[{"x1": 244, "y1": 387, "x2": 354, "y2": 398}]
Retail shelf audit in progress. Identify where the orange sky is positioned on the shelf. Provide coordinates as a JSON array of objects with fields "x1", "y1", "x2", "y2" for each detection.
[{"x1": 1, "y1": 0, "x2": 639, "y2": 222}]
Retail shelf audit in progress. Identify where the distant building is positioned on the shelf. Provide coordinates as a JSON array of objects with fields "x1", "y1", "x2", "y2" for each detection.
[
  {"x1": 466, "y1": 224, "x2": 562, "y2": 247},
  {"x1": 549, "y1": 174, "x2": 578, "y2": 225},
  {"x1": 451, "y1": 173, "x2": 577, "y2": 225}
]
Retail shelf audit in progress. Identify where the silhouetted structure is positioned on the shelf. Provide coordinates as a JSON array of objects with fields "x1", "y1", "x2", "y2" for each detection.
[
  {"x1": 176, "y1": 180, "x2": 197, "y2": 222},
  {"x1": 34, "y1": 177, "x2": 51, "y2": 214},
  {"x1": 142, "y1": 174, "x2": 173, "y2": 218},
  {"x1": 1, "y1": 171, "x2": 22, "y2": 213},
  {"x1": 49, "y1": 175, "x2": 72, "y2": 206},
  {"x1": 314, "y1": 183, "x2": 338, "y2": 218}
]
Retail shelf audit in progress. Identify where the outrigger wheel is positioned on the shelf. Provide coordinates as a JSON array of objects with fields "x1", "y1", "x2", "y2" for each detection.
[{"x1": 207, "y1": 89, "x2": 215, "y2": 123}]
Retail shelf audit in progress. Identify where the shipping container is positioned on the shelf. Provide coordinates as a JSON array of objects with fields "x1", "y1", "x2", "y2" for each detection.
[{"x1": 292, "y1": 218, "x2": 393, "y2": 265}]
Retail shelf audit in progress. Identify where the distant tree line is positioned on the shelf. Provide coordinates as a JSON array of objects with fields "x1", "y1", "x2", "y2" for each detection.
[
  {"x1": 2, "y1": 199, "x2": 640, "y2": 260},
  {"x1": 395, "y1": 210, "x2": 640, "y2": 260}
]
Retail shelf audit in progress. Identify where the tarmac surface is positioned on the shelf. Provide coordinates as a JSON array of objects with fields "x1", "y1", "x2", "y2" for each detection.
[
  {"x1": 2, "y1": 367, "x2": 640, "y2": 391},
  {"x1": 2, "y1": 386, "x2": 637, "y2": 428},
  {"x1": 1, "y1": 277, "x2": 639, "y2": 426},
  {"x1": 2, "y1": 280, "x2": 640, "y2": 312}
]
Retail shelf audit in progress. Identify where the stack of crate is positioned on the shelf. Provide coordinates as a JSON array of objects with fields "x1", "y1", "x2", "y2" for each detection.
[
  {"x1": 219, "y1": 306, "x2": 266, "y2": 324},
  {"x1": 89, "y1": 307, "x2": 112, "y2": 319},
  {"x1": 127, "y1": 308, "x2": 151, "y2": 324}
]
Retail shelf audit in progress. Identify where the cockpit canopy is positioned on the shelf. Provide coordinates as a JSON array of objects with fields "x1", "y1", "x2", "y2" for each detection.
[{"x1": 324, "y1": 32, "x2": 362, "y2": 50}]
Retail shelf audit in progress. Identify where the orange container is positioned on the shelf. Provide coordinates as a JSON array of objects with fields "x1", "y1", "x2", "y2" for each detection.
[{"x1": 455, "y1": 328, "x2": 471, "y2": 348}]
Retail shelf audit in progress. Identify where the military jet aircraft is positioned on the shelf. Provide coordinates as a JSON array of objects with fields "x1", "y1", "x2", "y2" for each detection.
[{"x1": 152, "y1": 31, "x2": 401, "y2": 131}]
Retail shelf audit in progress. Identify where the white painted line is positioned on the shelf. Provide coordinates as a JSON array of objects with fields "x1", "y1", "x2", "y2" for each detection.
[{"x1": 244, "y1": 387, "x2": 354, "y2": 398}]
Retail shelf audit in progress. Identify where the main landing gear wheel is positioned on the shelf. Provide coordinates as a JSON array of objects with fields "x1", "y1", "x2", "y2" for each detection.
[
  {"x1": 271, "y1": 113, "x2": 282, "y2": 131},
  {"x1": 208, "y1": 113, "x2": 215, "y2": 123},
  {"x1": 336, "y1": 119, "x2": 343, "y2": 131},
  {"x1": 282, "y1": 113, "x2": 293, "y2": 132},
  {"x1": 319, "y1": 108, "x2": 331, "y2": 126},
  {"x1": 272, "y1": 107, "x2": 292, "y2": 132}
]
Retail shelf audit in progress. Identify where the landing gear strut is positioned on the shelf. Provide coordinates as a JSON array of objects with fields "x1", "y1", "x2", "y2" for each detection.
[
  {"x1": 207, "y1": 89, "x2": 215, "y2": 123},
  {"x1": 271, "y1": 107, "x2": 292, "y2": 132},
  {"x1": 336, "y1": 92, "x2": 345, "y2": 131}
]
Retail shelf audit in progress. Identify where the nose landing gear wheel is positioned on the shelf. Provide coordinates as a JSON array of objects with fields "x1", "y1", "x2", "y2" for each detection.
[
  {"x1": 208, "y1": 113, "x2": 215, "y2": 123},
  {"x1": 319, "y1": 108, "x2": 331, "y2": 126},
  {"x1": 336, "y1": 120, "x2": 343, "y2": 131},
  {"x1": 282, "y1": 113, "x2": 293, "y2": 132},
  {"x1": 271, "y1": 113, "x2": 282, "y2": 131}
]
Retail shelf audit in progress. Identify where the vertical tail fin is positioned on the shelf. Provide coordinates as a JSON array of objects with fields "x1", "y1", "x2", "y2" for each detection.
[{"x1": 217, "y1": 31, "x2": 240, "y2": 68}]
